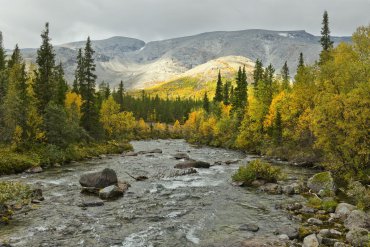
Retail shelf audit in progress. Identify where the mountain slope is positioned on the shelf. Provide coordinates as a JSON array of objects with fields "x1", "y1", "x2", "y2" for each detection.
[
  {"x1": 17, "y1": 29, "x2": 350, "y2": 89},
  {"x1": 139, "y1": 56, "x2": 255, "y2": 98}
]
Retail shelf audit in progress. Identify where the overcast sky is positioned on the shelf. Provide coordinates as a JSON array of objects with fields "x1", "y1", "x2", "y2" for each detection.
[{"x1": 0, "y1": 0, "x2": 369, "y2": 49}]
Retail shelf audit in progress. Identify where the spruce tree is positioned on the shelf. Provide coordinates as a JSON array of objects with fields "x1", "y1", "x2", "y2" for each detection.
[
  {"x1": 232, "y1": 66, "x2": 248, "y2": 117},
  {"x1": 203, "y1": 92, "x2": 210, "y2": 113},
  {"x1": 213, "y1": 70, "x2": 223, "y2": 102},
  {"x1": 73, "y1": 48, "x2": 84, "y2": 94},
  {"x1": 223, "y1": 81, "x2": 230, "y2": 105},
  {"x1": 253, "y1": 59, "x2": 263, "y2": 87},
  {"x1": 0, "y1": 32, "x2": 8, "y2": 104},
  {"x1": 53, "y1": 63, "x2": 68, "y2": 105},
  {"x1": 80, "y1": 37, "x2": 100, "y2": 138},
  {"x1": 320, "y1": 11, "x2": 334, "y2": 52},
  {"x1": 34, "y1": 22, "x2": 56, "y2": 113},
  {"x1": 281, "y1": 61, "x2": 290, "y2": 90},
  {"x1": 298, "y1": 52, "x2": 305, "y2": 70},
  {"x1": 117, "y1": 80, "x2": 125, "y2": 111},
  {"x1": 319, "y1": 11, "x2": 334, "y2": 64},
  {"x1": 0, "y1": 32, "x2": 6, "y2": 71}
]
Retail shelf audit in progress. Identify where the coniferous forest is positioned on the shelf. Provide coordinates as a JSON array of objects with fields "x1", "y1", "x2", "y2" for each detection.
[{"x1": 0, "y1": 9, "x2": 369, "y2": 246}]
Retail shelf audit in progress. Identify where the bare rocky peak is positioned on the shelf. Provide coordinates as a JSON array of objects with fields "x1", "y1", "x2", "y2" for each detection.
[{"x1": 17, "y1": 29, "x2": 350, "y2": 89}]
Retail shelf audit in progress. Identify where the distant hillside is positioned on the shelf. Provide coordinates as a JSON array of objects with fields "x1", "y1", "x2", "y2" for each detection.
[
  {"x1": 137, "y1": 56, "x2": 255, "y2": 99},
  {"x1": 16, "y1": 29, "x2": 350, "y2": 89}
]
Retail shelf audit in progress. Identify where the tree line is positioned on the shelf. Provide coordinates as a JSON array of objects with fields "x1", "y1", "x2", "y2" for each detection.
[{"x1": 187, "y1": 12, "x2": 369, "y2": 182}]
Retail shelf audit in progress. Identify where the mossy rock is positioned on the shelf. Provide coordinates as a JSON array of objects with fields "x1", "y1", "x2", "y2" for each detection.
[{"x1": 307, "y1": 172, "x2": 336, "y2": 195}]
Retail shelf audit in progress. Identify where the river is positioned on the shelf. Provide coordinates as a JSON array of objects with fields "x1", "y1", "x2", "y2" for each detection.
[{"x1": 0, "y1": 139, "x2": 314, "y2": 247}]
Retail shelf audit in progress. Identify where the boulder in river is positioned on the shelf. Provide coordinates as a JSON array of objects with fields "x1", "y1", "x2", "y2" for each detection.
[
  {"x1": 123, "y1": 151, "x2": 138, "y2": 157},
  {"x1": 137, "y1": 148, "x2": 162, "y2": 155},
  {"x1": 307, "y1": 172, "x2": 335, "y2": 195},
  {"x1": 79, "y1": 168, "x2": 118, "y2": 189},
  {"x1": 173, "y1": 152, "x2": 190, "y2": 160},
  {"x1": 239, "y1": 223, "x2": 259, "y2": 232},
  {"x1": 99, "y1": 185, "x2": 124, "y2": 200},
  {"x1": 174, "y1": 160, "x2": 210, "y2": 169},
  {"x1": 78, "y1": 200, "x2": 104, "y2": 207}
]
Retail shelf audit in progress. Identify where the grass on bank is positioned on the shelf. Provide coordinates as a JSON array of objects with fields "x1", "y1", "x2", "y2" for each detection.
[{"x1": 0, "y1": 141, "x2": 132, "y2": 175}]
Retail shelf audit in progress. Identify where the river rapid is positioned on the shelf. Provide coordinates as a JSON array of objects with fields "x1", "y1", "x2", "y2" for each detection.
[{"x1": 0, "y1": 139, "x2": 314, "y2": 247}]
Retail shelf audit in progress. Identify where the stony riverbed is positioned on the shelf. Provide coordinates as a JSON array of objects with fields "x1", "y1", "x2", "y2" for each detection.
[{"x1": 0, "y1": 139, "x2": 315, "y2": 247}]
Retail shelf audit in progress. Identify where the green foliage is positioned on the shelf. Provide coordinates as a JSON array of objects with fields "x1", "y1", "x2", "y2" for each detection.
[
  {"x1": 34, "y1": 22, "x2": 56, "y2": 112},
  {"x1": 0, "y1": 182, "x2": 32, "y2": 205},
  {"x1": 203, "y1": 92, "x2": 210, "y2": 112},
  {"x1": 232, "y1": 159, "x2": 283, "y2": 185},
  {"x1": 213, "y1": 70, "x2": 223, "y2": 102},
  {"x1": 346, "y1": 181, "x2": 370, "y2": 210},
  {"x1": 0, "y1": 147, "x2": 39, "y2": 175}
]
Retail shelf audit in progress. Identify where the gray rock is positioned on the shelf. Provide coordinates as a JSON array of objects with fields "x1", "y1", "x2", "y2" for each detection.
[
  {"x1": 251, "y1": 179, "x2": 266, "y2": 187},
  {"x1": 318, "y1": 229, "x2": 342, "y2": 238},
  {"x1": 81, "y1": 187, "x2": 100, "y2": 194},
  {"x1": 278, "y1": 234, "x2": 290, "y2": 241},
  {"x1": 78, "y1": 200, "x2": 104, "y2": 207},
  {"x1": 224, "y1": 159, "x2": 240, "y2": 164},
  {"x1": 173, "y1": 152, "x2": 190, "y2": 160},
  {"x1": 174, "y1": 160, "x2": 210, "y2": 169},
  {"x1": 335, "y1": 203, "x2": 356, "y2": 220},
  {"x1": 259, "y1": 183, "x2": 282, "y2": 194},
  {"x1": 307, "y1": 171, "x2": 335, "y2": 195},
  {"x1": 346, "y1": 227, "x2": 369, "y2": 247},
  {"x1": 137, "y1": 149, "x2": 162, "y2": 155},
  {"x1": 333, "y1": 242, "x2": 350, "y2": 247},
  {"x1": 99, "y1": 185, "x2": 124, "y2": 200},
  {"x1": 307, "y1": 218, "x2": 323, "y2": 225},
  {"x1": 282, "y1": 182, "x2": 303, "y2": 195},
  {"x1": 239, "y1": 223, "x2": 259, "y2": 232},
  {"x1": 123, "y1": 151, "x2": 137, "y2": 156},
  {"x1": 300, "y1": 206, "x2": 316, "y2": 214},
  {"x1": 79, "y1": 168, "x2": 118, "y2": 189},
  {"x1": 303, "y1": 234, "x2": 319, "y2": 247},
  {"x1": 275, "y1": 225, "x2": 299, "y2": 239},
  {"x1": 344, "y1": 209, "x2": 368, "y2": 229},
  {"x1": 169, "y1": 168, "x2": 197, "y2": 177},
  {"x1": 26, "y1": 166, "x2": 43, "y2": 174}
]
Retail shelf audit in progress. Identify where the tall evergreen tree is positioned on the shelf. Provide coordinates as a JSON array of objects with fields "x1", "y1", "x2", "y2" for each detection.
[
  {"x1": 213, "y1": 70, "x2": 223, "y2": 102},
  {"x1": 253, "y1": 59, "x2": 263, "y2": 87},
  {"x1": 298, "y1": 52, "x2": 305, "y2": 70},
  {"x1": 80, "y1": 37, "x2": 100, "y2": 138},
  {"x1": 0, "y1": 32, "x2": 8, "y2": 104},
  {"x1": 232, "y1": 66, "x2": 248, "y2": 115},
  {"x1": 34, "y1": 22, "x2": 56, "y2": 113},
  {"x1": 53, "y1": 63, "x2": 68, "y2": 105},
  {"x1": 73, "y1": 48, "x2": 84, "y2": 94},
  {"x1": 0, "y1": 32, "x2": 6, "y2": 71},
  {"x1": 281, "y1": 61, "x2": 290, "y2": 90},
  {"x1": 223, "y1": 81, "x2": 230, "y2": 105},
  {"x1": 117, "y1": 80, "x2": 125, "y2": 111},
  {"x1": 320, "y1": 11, "x2": 334, "y2": 52},
  {"x1": 319, "y1": 11, "x2": 334, "y2": 63},
  {"x1": 203, "y1": 92, "x2": 210, "y2": 113}
]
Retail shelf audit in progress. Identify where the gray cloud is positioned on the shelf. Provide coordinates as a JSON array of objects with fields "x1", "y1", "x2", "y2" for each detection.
[{"x1": 0, "y1": 0, "x2": 369, "y2": 49}]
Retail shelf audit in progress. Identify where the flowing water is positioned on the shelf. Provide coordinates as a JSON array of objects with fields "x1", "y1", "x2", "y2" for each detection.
[{"x1": 0, "y1": 139, "x2": 314, "y2": 247}]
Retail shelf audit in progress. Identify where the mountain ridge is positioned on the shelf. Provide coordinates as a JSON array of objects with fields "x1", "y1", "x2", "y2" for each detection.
[{"x1": 10, "y1": 29, "x2": 350, "y2": 89}]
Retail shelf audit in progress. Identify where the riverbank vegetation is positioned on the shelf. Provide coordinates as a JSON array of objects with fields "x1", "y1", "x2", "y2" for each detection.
[{"x1": 181, "y1": 23, "x2": 370, "y2": 184}]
